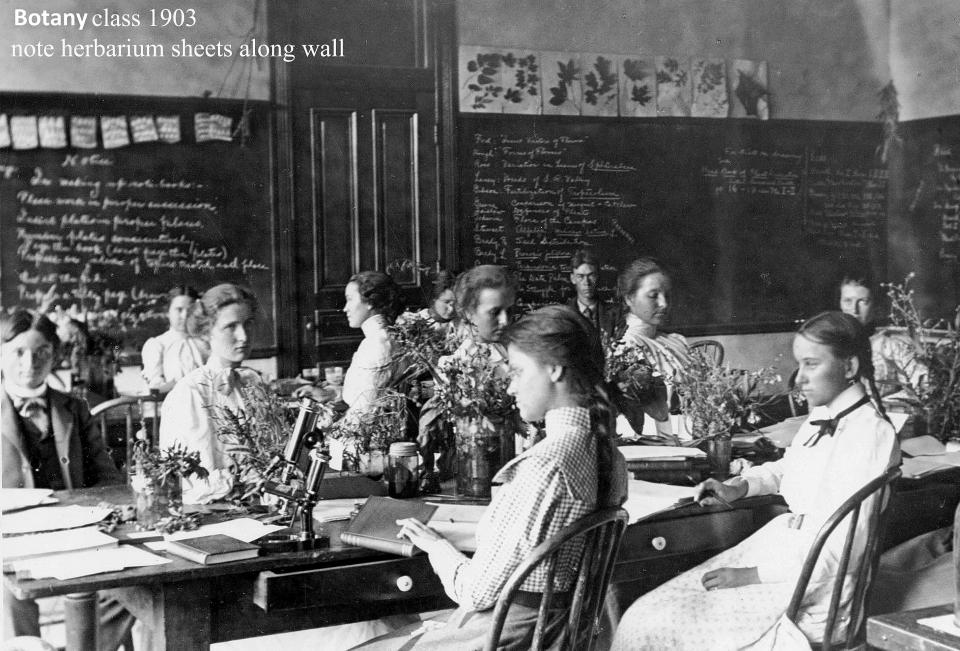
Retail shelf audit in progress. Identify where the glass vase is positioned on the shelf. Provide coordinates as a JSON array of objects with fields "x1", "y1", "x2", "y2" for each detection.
[
  {"x1": 454, "y1": 414, "x2": 515, "y2": 499},
  {"x1": 132, "y1": 474, "x2": 182, "y2": 530},
  {"x1": 706, "y1": 437, "x2": 733, "y2": 480}
]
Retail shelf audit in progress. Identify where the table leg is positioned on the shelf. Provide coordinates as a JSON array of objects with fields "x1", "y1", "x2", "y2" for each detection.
[
  {"x1": 154, "y1": 579, "x2": 212, "y2": 650},
  {"x1": 64, "y1": 592, "x2": 97, "y2": 651}
]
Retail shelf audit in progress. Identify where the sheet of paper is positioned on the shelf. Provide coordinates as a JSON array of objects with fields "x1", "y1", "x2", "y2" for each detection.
[
  {"x1": 0, "y1": 488, "x2": 57, "y2": 513},
  {"x1": 1, "y1": 505, "x2": 111, "y2": 535},
  {"x1": 918, "y1": 613, "x2": 960, "y2": 638},
  {"x1": 166, "y1": 517, "x2": 285, "y2": 543},
  {"x1": 622, "y1": 480, "x2": 697, "y2": 524},
  {"x1": 617, "y1": 445, "x2": 705, "y2": 461},
  {"x1": 3, "y1": 526, "x2": 117, "y2": 562},
  {"x1": 888, "y1": 412, "x2": 910, "y2": 434},
  {"x1": 900, "y1": 455, "x2": 960, "y2": 479},
  {"x1": 901, "y1": 435, "x2": 947, "y2": 457},
  {"x1": 11, "y1": 545, "x2": 169, "y2": 580}
]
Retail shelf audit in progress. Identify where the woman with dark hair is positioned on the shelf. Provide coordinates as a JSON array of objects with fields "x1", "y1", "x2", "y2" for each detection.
[
  {"x1": 337, "y1": 271, "x2": 405, "y2": 416},
  {"x1": 616, "y1": 257, "x2": 690, "y2": 437},
  {"x1": 1, "y1": 308, "x2": 126, "y2": 646},
  {"x1": 159, "y1": 283, "x2": 266, "y2": 504},
  {"x1": 612, "y1": 312, "x2": 899, "y2": 650},
  {"x1": 141, "y1": 285, "x2": 209, "y2": 393},
  {"x1": 412, "y1": 270, "x2": 456, "y2": 333},
  {"x1": 355, "y1": 305, "x2": 627, "y2": 650}
]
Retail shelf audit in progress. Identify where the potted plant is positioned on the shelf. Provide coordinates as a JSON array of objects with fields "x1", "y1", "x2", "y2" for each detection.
[
  {"x1": 881, "y1": 274, "x2": 960, "y2": 442},
  {"x1": 326, "y1": 388, "x2": 411, "y2": 475},
  {"x1": 130, "y1": 439, "x2": 208, "y2": 529},
  {"x1": 432, "y1": 343, "x2": 520, "y2": 498},
  {"x1": 674, "y1": 354, "x2": 782, "y2": 478}
]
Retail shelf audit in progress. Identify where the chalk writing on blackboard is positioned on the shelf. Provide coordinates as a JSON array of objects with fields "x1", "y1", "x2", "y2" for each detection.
[{"x1": 933, "y1": 144, "x2": 960, "y2": 260}]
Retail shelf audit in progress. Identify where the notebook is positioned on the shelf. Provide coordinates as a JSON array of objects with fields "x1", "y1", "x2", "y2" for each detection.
[
  {"x1": 165, "y1": 534, "x2": 260, "y2": 565},
  {"x1": 340, "y1": 496, "x2": 438, "y2": 557}
]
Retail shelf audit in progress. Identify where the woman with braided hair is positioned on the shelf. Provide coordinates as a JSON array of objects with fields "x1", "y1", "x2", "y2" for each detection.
[
  {"x1": 355, "y1": 305, "x2": 627, "y2": 650},
  {"x1": 613, "y1": 311, "x2": 899, "y2": 650}
]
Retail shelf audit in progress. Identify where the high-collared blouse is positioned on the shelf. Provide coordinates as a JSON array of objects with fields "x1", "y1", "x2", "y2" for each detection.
[
  {"x1": 424, "y1": 406, "x2": 600, "y2": 611},
  {"x1": 620, "y1": 313, "x2": 691, "y2": 382},
  {"x1": 158, "y1": 359, "x2": 263, "y2": 503},
  {"x1": 341, "y1": 314, "x2": 395, "y2": 415},
  {"x1": 738, "y1": 383, "x2": 899, "y2": 583},
  {"x1": 141, "y1": 329, "x2": 209, "y2": 389}
]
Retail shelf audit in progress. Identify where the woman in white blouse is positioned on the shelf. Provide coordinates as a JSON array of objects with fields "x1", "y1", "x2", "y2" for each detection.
[
  {"x1": 336, "y1": 271, "x2": 405, "y2": 421},
  {"x1": 141, "y1": 285, "x2": 209, "y2": 393},
  {"x1": 159, "y1": 283, "x2": 266, "y2": 504},
  {"x1": 616, "y1": 257, "x2": 690, "y2": 436},
  {"x1": 612, "y1": 312, "x2": 899, "y2": 650}
]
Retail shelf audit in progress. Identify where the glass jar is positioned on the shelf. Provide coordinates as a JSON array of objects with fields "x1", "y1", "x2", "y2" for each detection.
[{"x1": 386, "y1": 442, "x2": 420, "y2": 498}]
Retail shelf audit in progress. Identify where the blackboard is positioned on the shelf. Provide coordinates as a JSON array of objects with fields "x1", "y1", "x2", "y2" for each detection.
[
  {"x1": 888, "y1": 116, "x2": 960, "y2": 321},
  {"x1": 458, "y1": 115, "x2": 888, "y2": 334},
  {"x1": 0, "y1": 93, "x2": 275, "y2": 356}
]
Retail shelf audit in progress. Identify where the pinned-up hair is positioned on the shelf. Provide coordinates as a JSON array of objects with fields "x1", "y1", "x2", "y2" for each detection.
[
  {"x1": 187, "y1": 283, "x2": 259, "y2": 338},
  {"x1": 797, "y1": 310, "x2": 887, "y2": 419},
  {"x1": 349, "y1": 271, "x2": 405, "y2": 323},
  {"x1": 166, "y1": 284, "x2": 200, "y2": 305},
  {"x1": 617, "y1": 257, "x2": 667, "y2": 301},
  {"x1": 454, "y1": 265, "x2": 517, "y2": 318}
]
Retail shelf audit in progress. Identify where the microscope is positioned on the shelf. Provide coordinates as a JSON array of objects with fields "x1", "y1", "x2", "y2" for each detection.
[{"x1": 249, "y1": 396, "x2": 332, "y2": 552}]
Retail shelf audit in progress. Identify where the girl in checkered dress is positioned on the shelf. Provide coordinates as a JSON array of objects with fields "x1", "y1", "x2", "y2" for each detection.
[{"x1": 355, "y1": 305, "x2": 628, "y2": 650}]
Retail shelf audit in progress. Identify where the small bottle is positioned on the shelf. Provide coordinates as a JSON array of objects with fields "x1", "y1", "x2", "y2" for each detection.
[{"x1": 386, "y1": 442, "x2": 420, "y2": 499}]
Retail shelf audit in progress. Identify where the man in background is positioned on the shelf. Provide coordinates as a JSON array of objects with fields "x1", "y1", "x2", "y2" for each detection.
[{"x1": 567, "y1": 249, "x2": 618, "y2": 338}]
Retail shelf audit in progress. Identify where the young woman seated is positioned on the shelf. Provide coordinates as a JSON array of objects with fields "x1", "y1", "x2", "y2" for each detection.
[
  {"x1": 354, "y1": 305, "x2": 628, "y2": 650},
  {"x1": 1, "y1": 309, "x2": 129, "y2": 648},
  {"x1": 413, "y1": 269, "x2": 457, "y2": 335},
  {"x1": 611, "y1": 312, "x2": 900, "y2": 650},
  {"x1": 159, "y1": 283, "x2": 265, "y2": 504},
  {"x1": 141, "y1": 285, "x2": 209, "y2": 394},
  {"x1": 616, "y1": 257, "x2": 689, "y2": 437}
]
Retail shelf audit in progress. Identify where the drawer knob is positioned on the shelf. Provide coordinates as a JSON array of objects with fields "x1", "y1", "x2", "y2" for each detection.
[
  {"x1": 396, "y1": 575, "x2": 414, "y2": 592},
  {"x1": 651, "y1": 536, "x2": 667, "y2": 551}
]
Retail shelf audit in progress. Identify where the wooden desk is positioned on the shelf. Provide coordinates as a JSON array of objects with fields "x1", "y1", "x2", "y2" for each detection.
[
  {"x1": 5, "y1": 473, "x2": 957, "y2": 651},
  {"x1": 867, "y1": 604, "x2": 960, "y2": 650}
]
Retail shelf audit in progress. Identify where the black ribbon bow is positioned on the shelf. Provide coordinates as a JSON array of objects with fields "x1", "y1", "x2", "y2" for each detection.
[{"x1": 805, "y1": 395, "x2": 870, "y2": 447}]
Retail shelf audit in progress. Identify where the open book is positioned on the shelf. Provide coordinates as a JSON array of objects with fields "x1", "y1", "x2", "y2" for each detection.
[{"x1": 340, "y1": 497, "x2": 438, "y2": 557}]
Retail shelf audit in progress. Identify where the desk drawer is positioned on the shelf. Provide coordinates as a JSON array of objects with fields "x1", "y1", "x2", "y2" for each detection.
[
  {"x1": 253, "y1": 557, "x2": 443, "y2": 612},
  {"x1": 620, "y1": 509, "x2": 755, "y2": 561}
]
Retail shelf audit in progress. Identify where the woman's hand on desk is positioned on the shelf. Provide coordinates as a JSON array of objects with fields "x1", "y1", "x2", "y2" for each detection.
[
  {"x1": 701, "y1": 567, "x2": 760, "y2": 591},
  {"x1": 396, "y1": 517, "x2": 446, "y2": 554},
  {"x1": 695, "y1": 478, "x2": 747, "y2": 507}
]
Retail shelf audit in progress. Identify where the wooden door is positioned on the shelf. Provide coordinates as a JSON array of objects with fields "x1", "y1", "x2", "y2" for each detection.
[{"x1": 270, "y1": 0, "x2": 456, "y2": 372}]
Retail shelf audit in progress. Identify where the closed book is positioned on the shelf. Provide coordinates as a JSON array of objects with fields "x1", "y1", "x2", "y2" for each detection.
[
  {"x1": 340, "y1": 496, "x2": 438, "y2": 557},
  {"x1": 166, "y1": 534, "x2": 260, "y2": 565}
]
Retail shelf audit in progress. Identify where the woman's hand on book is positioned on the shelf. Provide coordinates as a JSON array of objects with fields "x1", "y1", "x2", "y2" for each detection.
[
  {"x1": 695, "y1": 478, "x2": 747, "y2": 507},
  {"x1": 396, "y1": 517, "x2": 445, "y2": 554}
]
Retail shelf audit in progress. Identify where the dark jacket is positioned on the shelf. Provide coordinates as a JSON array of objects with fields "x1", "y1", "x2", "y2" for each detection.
[
  {"x1": 567, "y1": 297, "x2": 620, "y2": 339},
  {"x1": 2, "y1": 388, "x2": 123, "y2": 489}
]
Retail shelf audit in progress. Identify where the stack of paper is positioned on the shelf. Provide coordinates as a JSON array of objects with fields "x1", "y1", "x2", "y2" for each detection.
[
  {"x1": 0, "y1": 488, "x2": 57, "y2": 513},
  {"x1": 900, "y1": 435, "x2": 960, "y2": 478},
  {"x1": 1, "y1": 505, "x2": 111, "y2": 535}
]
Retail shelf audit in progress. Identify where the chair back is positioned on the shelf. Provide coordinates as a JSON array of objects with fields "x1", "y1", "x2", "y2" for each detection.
[
  {"x1": 89, "y1": 392, "x2": 165, "y2": 475},
  {"x1": 689, "y1": 339, "x2": 724, "y2": 366},
  {"x1": 785, "y1": 466, "x2": 901, "y2": 650},
  {"x1": 484, "y1": 507, "x2": 629, "y2": 651}
]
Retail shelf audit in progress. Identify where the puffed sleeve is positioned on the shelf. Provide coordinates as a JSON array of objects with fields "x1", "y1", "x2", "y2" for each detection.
[
  {"x1": 141, "y1": 336, "x2": 165, "y2": 388},
  {"x1": 158, "y1": 381, "x2": 233, "y2": 503}
]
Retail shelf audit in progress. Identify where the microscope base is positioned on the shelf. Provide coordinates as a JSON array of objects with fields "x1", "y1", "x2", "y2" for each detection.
[{"x1": 258, "y1": 532, "x2": 330, "y2": 554}]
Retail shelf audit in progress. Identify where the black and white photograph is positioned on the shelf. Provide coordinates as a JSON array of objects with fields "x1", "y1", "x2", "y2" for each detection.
[{"x1": 1, "y1": 1, "x2": 959, "y2": 649}]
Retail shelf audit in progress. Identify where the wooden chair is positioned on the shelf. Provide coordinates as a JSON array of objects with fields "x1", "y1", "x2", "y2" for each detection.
[
  {"x1": 485, "y1": 507, "x2": 629, "y2": 651},
  {"x1": 689, "y1": 339, "x2": 724, "y2": 366},
  {"x1": 785, "y1": 466, "x2": 901, "y2": 650},
  {"x1": 89, "y1": 392, "x2": 165, "y2": 475}
]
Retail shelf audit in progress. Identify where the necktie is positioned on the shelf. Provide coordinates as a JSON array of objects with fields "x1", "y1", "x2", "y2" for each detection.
[
  {"x1": 18, "y1": 397, "x2": 50, "y2": 437},
  {"x1": 805, "y1": 395, "x2": 870, "y2": 447},
  {"x1": 583, "y1": 306, "x2": 594, "y2": 322}
]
